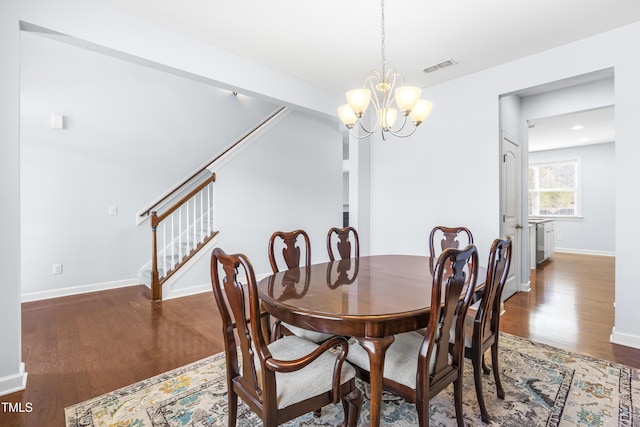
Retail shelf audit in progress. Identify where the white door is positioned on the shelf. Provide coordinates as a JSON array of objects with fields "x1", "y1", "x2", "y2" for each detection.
[{"x1": 501, "y1": 132, "x2": 522, "y2": 301}]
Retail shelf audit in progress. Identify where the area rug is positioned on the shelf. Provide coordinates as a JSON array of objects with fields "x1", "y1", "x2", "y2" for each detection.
[{"x1": 65, "y1": 333, "x2": 639, "y2": 426}]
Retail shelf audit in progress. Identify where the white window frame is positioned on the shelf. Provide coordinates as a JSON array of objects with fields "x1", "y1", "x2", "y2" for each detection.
[{"x1": 528, "y1": 158, "x2": 582, "y2": 218}]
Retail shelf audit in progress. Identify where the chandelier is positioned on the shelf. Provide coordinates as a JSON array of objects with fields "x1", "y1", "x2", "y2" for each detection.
[{"x1": 338, "y1": 0, "x2": 433, "y2": 140}]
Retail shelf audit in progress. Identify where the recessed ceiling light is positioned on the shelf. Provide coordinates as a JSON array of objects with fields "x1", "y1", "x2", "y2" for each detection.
[
  {"x1": 571, "y1": 125, "x2": 584, "y2": 130},
  {"x1": 580, "y1": 137, "x2": 590, "y2": 142}
]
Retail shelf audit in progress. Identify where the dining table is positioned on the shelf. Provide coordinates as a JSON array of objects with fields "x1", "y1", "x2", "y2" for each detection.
[{"x1": 257, "y1": 254, "x2": 485, "y2": 427}]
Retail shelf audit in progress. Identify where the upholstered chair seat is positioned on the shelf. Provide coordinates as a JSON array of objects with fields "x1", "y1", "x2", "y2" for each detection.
[
  {"x1": 448, "y1": 299, "x2": 482, "y2": 348},
  {"x1": 278, "y1": 324, "x2": 334, "y2": 344},
  {"x1": 347, "y1": 332, "x2": 444, "y2": 390},
  {"x1": 257, "y1": 335, "x2": 357, "y2": 409}
]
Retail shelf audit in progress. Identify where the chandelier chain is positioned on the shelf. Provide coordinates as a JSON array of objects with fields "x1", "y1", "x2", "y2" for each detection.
[{"x1": 380, "y1": 0, "x2": 386, "y2": 76}]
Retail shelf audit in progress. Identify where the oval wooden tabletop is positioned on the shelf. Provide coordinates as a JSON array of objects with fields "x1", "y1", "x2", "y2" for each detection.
[{"x1": 262, "y1": 255, "x2": 436, "y2": 316}]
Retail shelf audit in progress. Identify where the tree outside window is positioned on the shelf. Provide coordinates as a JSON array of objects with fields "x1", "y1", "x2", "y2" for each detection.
[{"x1": 529, "y1": 159, "x2": 581, "y2": 217}]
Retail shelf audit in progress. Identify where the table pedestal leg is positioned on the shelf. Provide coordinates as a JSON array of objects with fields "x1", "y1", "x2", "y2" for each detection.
[{"x1": 357, "y1": 336, "x2": 395, "y2": 427}]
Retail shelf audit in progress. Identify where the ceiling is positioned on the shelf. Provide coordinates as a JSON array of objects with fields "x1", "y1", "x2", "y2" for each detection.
[
  {"x1": 97, "y1": 0, "x2": 631, "y2": 150},
  {"x1": 528, "y1": 106, "x2": 615, "y2": 152},
  {"x1": 99, "y1": 0, "x2": 640, "y2": 94}
]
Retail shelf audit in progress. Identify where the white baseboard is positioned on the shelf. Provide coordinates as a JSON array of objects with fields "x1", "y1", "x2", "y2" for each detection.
[
  {"x1": 0, "y1": 362, "x2": 27, "y2": 397},
  {"x1": 21, "y1": 279, "x2": 140, "y2": 303},
  {"x1": 554, "y1": 248, "x2": 615, "y2": 257},
  {"x1": 520, "y1": 280, "x2": 532, "y2": 292},
  {"x1": 163, "y1": 272, "x2": 273, "y2": 300},
  {"x1": 164, "y1": 284, "x2": 210, "y2": 300},
  {"x1": 610, "y1": 327, "x2": 640, "y2": 350}
]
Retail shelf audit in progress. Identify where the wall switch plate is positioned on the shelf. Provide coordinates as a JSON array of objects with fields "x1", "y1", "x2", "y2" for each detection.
[
  {"x1": 52, "y1": 264, "x2": 63, "y2": 274},
  {"x1": 50, "y1": 113, "x2": 64, "y2": 129},
  {"x1": 109, "y1": 206, "x2": 118, "y2": 216}
]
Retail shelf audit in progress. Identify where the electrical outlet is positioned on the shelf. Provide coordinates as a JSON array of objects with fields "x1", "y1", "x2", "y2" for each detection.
[
  {"x1": 557, "y1": 234, "x2": 563, "y2": 241},
  {"x1": 52, "y1": 264, "x2": 63, "y2": 274},
  {"x1": 108, "y1": 206, "x2": 118, "y2": 216}
]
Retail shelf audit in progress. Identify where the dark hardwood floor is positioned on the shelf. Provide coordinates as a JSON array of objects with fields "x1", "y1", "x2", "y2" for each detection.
[
  {"x1": 2, "y1": 251, "x2": 639, "y2": 426},
  {"x1": 500, "y1": 252, "x2": 640, "y2": 368}
]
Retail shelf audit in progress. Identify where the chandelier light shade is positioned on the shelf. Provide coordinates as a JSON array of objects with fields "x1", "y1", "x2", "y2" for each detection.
[{"x1": 338, "y1": 0, "x2": 433, "y2": 140}]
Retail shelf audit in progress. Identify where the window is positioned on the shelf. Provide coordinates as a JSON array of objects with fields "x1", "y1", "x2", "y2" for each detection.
[{"x1": 528, "y1": 159, "x2": 581, "y2": 217}]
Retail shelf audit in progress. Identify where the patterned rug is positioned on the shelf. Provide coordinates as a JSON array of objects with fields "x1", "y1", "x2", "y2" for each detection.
[{"x1": 65, "y1": 333, "x2": 639, "y2": 426}]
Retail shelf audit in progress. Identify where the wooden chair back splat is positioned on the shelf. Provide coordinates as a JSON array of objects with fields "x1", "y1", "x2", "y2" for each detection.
[
  {"x1": 268, "y1": 230, "x2": 311, "y2": 273},
  {"x1": 428, "y1": 226, "x2": 474, "y2": 258},
  {"x1": 327, "y1": 226, "x2": 360, "y2": 261}
]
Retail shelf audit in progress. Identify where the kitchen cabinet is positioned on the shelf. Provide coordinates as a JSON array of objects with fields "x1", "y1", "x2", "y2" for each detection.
[{"x1": 530, "y1": 219, "x2": 554, "y2": 265}]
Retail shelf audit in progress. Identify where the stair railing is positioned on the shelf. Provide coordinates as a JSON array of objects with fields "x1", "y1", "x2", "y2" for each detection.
[
  {"x1": 150, "y1": 173, "x2": 217, "y2": 300},
  {"x1": 143, "y1": 106, "x2": 288, "y2": 300}
]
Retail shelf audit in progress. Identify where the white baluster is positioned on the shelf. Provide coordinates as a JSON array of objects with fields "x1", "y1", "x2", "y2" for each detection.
[
  {"x1": 162, "y1": 221, "x2": 167, "y2": 278},
  {"x1": 200, "y1": 190, "x2": 204, "y2": 242},
  {"x1": 171, "y1": 212, "x2": 176, "y2": 270}
]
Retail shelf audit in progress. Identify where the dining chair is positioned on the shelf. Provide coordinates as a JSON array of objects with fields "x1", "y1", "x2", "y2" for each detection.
[
  {"x1": 346, "y1": 244, "x2": 479, "y2": 427},
  {"x1": 428, "y1": 226, "x2": 474, "y2": 258},
  {"x1": 268, "y1": 230, "x2": 334, "y2": 343},
  {"x1": 449, "y1": 237, "x2": 512, "y2": 423},
  {"x1": 327, "y1": 226, "x2": 360, "y2": 261},
  {"x1": 268, "y1": 229, "x2": 312, "y2": 273},
  {"x1": 210, "y1": 248, "x2": 363, "y2": 427}
]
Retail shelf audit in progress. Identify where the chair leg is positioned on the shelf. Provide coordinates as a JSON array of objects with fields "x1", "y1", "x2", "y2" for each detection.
[
  {"x1": 416, "y1": 395, "x2": 430, "y2": 427},
  {"x1": 228, "y1": 389, "x2": 238, "y2": 427},
  {"x1": 453, "y1": 374, "x2": 465, "y2": 427},
  {"x1": 481, "y1": 351, "x2": 491, "y2": 375},
  {"x1": 472, "y1": 353, "x2": 490, "y2": 423},
  {"x1": 491, "y1": 342, "x2": 505, "y2": 399},
  {"x1": 341, "y1": 387, "x2": 364, "y2": 427}
]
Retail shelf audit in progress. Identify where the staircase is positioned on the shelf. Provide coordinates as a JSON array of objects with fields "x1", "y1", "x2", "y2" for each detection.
[{"x1": 139, "y1": 106, "x2": 289, "y2": 300}]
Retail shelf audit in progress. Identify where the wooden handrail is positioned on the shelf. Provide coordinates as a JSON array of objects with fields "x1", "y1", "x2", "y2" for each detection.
[
  {"x1": 150, "y1": 173, "x2": 216, "y2": 226},
  {"x1": 140, "y1": 106, "x2": 286, "y2": 218}
]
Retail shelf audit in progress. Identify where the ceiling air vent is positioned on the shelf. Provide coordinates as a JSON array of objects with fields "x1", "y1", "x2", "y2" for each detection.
[{"x1": 423, "y1": 58, "x2": 457, "y2": 73}]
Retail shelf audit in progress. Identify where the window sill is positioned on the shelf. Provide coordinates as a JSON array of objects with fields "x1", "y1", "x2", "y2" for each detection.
[{"x1": 529, "y1": 216, "x2": 583, "y2": 221}]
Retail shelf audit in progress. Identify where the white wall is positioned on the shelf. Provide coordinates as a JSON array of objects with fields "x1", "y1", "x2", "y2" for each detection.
[
  {"x1": 0, "y1": 2, "x2": 27, "y2": 397},
  {"x1": 369, "y1": 22, "x2": 640, "y2": 349},
  {"x1": 521, "y1": 77, "x2": 615, "y2": 122},
  {"x1": 529, "y1": 143, "x2": 615, "y2": 254},
  {"x1": 370, "y1": 71, "x2": 500, "y2": 262},
  {"x1": 214, "y1": 111, "x2": 343, "y2": 274},
  {"x1": 147, "y1": 110, "x2": 344, "y2": 297},
  {"x1": 19, "y1": 30, "x2": 280, "y2": 297}
]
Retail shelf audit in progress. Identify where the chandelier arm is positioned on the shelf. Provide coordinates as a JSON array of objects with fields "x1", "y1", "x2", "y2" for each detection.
[
  {"x1": 349, "y1": 125, "x2": 374, "y2": 140},
  {"x1": 393, "y1": 114, "x2": 409, "y2": 132},
  {"x1": 357, "y1": 119, "x2": 377, "y2": 135},
  {"x1": 388, "y1": 117, "x2": 419, "y2": 139}
]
